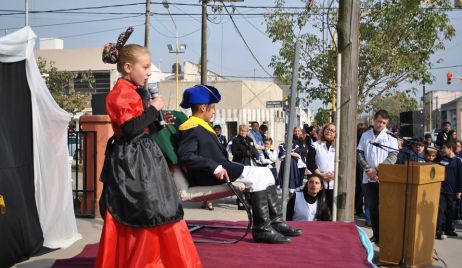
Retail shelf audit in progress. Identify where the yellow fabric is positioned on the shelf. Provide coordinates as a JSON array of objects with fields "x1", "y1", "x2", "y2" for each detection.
[
  {"x1": 179, "y1": 116, "x2": 215, "y2": 134},
  {"x1": 0, "y1": 195, "x2": 5, "y2": 214}
]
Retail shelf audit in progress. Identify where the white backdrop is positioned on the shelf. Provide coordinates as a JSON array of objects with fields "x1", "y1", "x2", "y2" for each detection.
[{"x1": 0, "y1": 27, "x2": 81, "y2": 249}]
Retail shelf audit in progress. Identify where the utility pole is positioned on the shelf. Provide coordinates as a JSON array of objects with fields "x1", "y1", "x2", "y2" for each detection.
[
  {"x1": 201, "y1": 0, "x2": 208, "y2": 84},
  {"x1": 336, "y1": 0, "x2": 360, "y2": 221},
  {"x1": 25, "y1": 0, "x2": 29, "y2": 26},
  {"x1": 144, "y1": 0, "x2": 150, "y2": 48}
]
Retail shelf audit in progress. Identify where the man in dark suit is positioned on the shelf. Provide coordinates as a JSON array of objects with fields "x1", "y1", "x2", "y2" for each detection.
[{"x1": 177, "y1": 84, "x2": 302, "y2": 244}]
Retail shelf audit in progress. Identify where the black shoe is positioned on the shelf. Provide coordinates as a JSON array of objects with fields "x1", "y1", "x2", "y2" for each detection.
[
  {"x1": 250, "y1": 189, "x2": 292, "y2": 244},
  {"x1": 252, "y1": 227, "x2": 292, "y2": 244},
  {"x1": 445, "y1": 230, "x2": 458, "y2": 237},
  {"x1": 265, "y1": 185, "x2": 303, "y2": 237},
  {"x1": 271, "y1": 222, "x2": 303, "y2": 237}
]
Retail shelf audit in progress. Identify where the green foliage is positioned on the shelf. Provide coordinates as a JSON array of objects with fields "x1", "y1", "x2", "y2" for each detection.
[
  {"x1": 369, "y1": 91, "x2": 418, "y2": 128},
  {"x1": 265, "y1": 0, "x2": 455, "y2": 112},
  {"x1": 314, "y1": 108, "x2": 331, "y2": 126},
  {"x1": 37, "y1": 57, "x2": 93, "y2": 114}
]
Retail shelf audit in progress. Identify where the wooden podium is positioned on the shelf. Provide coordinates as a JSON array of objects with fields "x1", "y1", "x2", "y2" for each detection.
[{"x1": 378, "y1": 163, "x2": 444, "y2": 267}]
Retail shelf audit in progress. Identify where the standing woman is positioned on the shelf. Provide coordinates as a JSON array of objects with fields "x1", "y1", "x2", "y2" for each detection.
[
  {"x1": 306, "y1": 123, "x2": 336, "y2": 213},
  {"x1": 96, "y1": 36, "x2": 201, "y2": 267},
  {"x1": 231, "y1": 124, "x2": 259, "y2": 166},
  {"x1": 286, "y1": 175, "x2": 331, "y2": 221},
  {"x1": 294, "y1": 127, "x2": 308, "y2": 189},
  {"x1": 277, "y1": 133, "x2": 301, "y2": 194}
]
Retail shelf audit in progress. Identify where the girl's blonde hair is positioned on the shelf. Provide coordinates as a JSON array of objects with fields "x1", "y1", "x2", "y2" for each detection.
[{"x1": 116, "y1": 44, "x2": 149, "y2": 74}]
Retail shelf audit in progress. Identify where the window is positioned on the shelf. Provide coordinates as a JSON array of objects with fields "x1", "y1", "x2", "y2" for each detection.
[{"x1": 73, "y1": 71, "x2": 110, "y2": 93}]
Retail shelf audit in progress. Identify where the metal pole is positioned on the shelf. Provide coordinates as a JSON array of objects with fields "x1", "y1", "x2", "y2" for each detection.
[
  {"x1": 282, "y1": 40, "x2": 301, "y2": 220},
  {"x1": 201, "y1": 0, "x2": 208, "y2": 84},
  {"x1": 333, "y1": 53, "x2": 341, "y2": 221},
  {"x1": 176, "y1": 52, "x2": 179, "y2": 110},
  {"x1": 423, "y1": 83, "x2": 426, "y2": 131},
  {"x1": 25, "y1": 0, "x2": 29, "y2": 26}
]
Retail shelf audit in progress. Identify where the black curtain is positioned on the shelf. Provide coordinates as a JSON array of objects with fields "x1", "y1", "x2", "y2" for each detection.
[{"x1": 0, "y1": 61, "x2": 43, "y2": 267}]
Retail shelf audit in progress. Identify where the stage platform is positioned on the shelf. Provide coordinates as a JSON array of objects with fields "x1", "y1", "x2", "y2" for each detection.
[{"x1": 53, "y1": 221, "x2": 373, "y2": 268}]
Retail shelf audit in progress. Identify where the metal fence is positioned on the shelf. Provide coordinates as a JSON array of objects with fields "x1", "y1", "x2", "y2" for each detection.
[{"x1": 68, "y1": 130, "x2": 97, "y2": 218}]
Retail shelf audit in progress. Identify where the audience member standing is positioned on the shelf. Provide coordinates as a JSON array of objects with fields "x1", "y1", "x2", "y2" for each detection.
[
  {"x1": 277, "y1": 134, "x2": 302, "y2": 194},
  {"x1": 436, "y1": 141, "x2": 462, "y2": 239},
  {"x1": 214, "y1": 124, "x2": 227, "y2": 149},
  {"x1": 232, "y1": 124, "x2": 259, "y2": 166},
  {"x1": 248, "y1": 121, "x2": 264, "y2": 151},
  {"x1": 257, "y1": 137, "x2": 278, "y2": 181},
  {"x1": 357, "y1": 109, "x2": 398, "y2": 245},
  {"x1": 436, "y1": 121, "x2": 452, "y2": 148},
  {"x1": 294, "y1": 127, "x2": 308, "y2": 188},
  {"x1": 231, "y1": 124, "x2": 259, "y2": 210},
  {"x1": 306, "y1": 123, "x2": 336, "y2": 213},
  {"x1": 355, "y1": 122, "x2": 368, "y2": 221}
]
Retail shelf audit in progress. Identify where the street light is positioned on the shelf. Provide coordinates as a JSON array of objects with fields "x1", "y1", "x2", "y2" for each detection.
[{"x1": 163, "y1": 0, "x2": 186, "y2": 109}]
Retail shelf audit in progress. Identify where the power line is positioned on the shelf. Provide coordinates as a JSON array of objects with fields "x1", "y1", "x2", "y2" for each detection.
[
  {"x1": 0, "y1": 15, "x2": 143, "y2": 31},
  {"x1": 149, "y1": 22, "x2": 200, "y2": 39},
  {"x1": 430, "y1": 64, "x2": 462, "y2": 70},
  {"x1": 220, "y1": 1, "x2": 273, "y2": 77},
  {"x1": 39, "y1": 23, "x2": 145, "y2": 39}
]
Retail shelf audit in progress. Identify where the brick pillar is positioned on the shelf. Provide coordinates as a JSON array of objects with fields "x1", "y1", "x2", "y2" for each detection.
[{"x1": 79, "y1": 115, "x2": 113, "y2": 218}]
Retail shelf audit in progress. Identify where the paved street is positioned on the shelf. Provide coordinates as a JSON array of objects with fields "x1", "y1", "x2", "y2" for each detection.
[{"x1": 15, "y1": 197, "x2": 461, "y2": 268}]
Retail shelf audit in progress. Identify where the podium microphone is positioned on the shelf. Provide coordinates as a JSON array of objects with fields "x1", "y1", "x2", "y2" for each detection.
[
  {"x1": 369, "y1": 140, "x2": 381, "y2": 147},
  {"x1": 386, "y1": 131, "x2": 400, "y2": 139},
  {"x1": 148, "y1": 87, "x2": 166, "y2": 126}
]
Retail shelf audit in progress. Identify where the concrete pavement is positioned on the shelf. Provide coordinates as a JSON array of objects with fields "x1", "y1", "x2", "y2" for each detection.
[{"x1": 14, "y1": 197, "x2": 461, "y2": 267}]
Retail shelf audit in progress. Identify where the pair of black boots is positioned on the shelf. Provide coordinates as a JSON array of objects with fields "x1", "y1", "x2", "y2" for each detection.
[{"x1": 250, "y1": 185, "x2": 303, "y2": 243}]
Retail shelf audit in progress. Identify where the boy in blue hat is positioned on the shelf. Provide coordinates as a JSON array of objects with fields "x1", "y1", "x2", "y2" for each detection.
[{"x1": 177, "y1": 84, "x2": 302, "y2": 244}]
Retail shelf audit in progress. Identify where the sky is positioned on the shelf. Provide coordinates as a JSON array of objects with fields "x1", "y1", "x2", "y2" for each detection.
[{"x1": 1, "y1": 0, "x2": 462, "y2": 109}]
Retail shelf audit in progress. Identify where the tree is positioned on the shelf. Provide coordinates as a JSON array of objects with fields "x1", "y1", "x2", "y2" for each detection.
[
  {"x1": 37, "y1": 57, "x2": 93, "y2": 114},
  {"x1": 314, "y1": 108, "x2": 331, "y2": 126},
  {"x1": 369, "y1": 91, "x2": 418, "y2": 129},
  {"x1": 265, "y1": 0, "x2": 455, "y2": 112}
]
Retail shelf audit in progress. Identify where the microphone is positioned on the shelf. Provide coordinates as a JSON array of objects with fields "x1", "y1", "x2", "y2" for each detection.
[
  {"x1": 369, "y1": 140, "x2": 382, "y2": 147},
  {"x1": 386, "y1": 131, "x2": 400, "y2": 139},
  {"x1": 148, "y1": 86, "x2": 166, "y2": 126}
]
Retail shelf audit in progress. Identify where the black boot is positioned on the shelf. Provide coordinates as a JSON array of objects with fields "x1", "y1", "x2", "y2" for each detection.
[
  {"x1": 250, "y1": 190, "x2": 291, "y2": 244},
  {"x1": 267, "y1": 185, "x2": 303, "y2": 237}
]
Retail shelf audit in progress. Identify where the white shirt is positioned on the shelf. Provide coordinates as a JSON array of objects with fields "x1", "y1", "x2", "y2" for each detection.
[
  {"x1": 257, "y1": 149, "x2": 278, "y2": 167},
  {"x1": 357, "y1": 127, "x2": 398, "y2": 184},
  {"x1": 293, "y1": 192, "x2": 318, "y2": 221},
  {"x1": 311, "y1": 141, "x2": 336, "y2": 189}
]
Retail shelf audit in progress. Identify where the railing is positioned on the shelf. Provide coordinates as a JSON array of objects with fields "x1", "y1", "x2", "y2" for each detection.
[{"x1": 68, "y1": 130, "x2": 97, "y2": 218}]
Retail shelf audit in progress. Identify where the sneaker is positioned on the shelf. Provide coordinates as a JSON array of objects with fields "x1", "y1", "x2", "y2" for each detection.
[
  {"x1": 445, "y1": 230, "x2": 458, "y2": 237},
  {"x1": 436, "y1": 232, "x2": 447, "y2": 240}
]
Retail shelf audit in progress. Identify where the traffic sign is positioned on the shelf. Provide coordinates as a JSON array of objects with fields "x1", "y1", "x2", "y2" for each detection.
[{"x1": 266, "y1": 101, "x2": 283, "y2": 108}]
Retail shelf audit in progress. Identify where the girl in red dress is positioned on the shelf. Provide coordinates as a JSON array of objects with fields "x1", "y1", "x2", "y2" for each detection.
[{"x1": 96, "y1": 36, "x2": 202, "y2": 268}]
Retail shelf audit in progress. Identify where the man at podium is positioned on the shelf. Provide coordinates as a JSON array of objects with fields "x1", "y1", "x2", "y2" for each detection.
[{"x1": 357, "y1": 110, "x2": 398, "y2": 244}]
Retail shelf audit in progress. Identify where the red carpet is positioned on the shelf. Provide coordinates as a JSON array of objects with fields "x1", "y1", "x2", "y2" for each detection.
[{"x1": 53, "y1": 221, "x2": 370, "y2": 268}]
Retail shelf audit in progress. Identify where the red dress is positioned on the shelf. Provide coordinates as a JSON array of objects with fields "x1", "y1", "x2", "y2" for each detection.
[{"x1": 95, "y1": 79, "x2": 202, "y2": 268}]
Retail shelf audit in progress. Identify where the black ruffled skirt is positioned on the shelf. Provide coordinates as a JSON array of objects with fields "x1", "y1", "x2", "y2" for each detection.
[{"x1": 100, "y1": 133, "x2": 183, "y2": 227}]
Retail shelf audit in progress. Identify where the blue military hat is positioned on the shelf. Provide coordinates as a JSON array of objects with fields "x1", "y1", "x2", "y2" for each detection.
[{"x1": 180, "y1": 84, "x2": 221, "y2": 109}]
